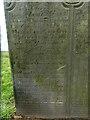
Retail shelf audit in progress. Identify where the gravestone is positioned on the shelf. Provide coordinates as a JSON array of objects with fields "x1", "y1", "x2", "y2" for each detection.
[{"x1": 4, "y1": 1, "x2": 89, "y2": 118}]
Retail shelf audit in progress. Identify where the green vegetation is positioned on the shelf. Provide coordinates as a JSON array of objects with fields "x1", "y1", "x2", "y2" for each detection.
[{"x1": 1, "y1": 52, "x2": 16, "y2": 118}]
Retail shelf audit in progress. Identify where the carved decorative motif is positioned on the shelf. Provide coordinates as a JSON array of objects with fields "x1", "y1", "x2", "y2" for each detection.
[
  {"x1": 4, "y1": 1, "x2": 16, "y2": 11},
  {"x1": 62, "y1": 2, "x2": 84, "y2": 9}
]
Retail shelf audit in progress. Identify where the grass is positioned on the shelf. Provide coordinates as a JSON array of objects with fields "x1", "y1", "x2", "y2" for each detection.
[{"x1": 1, "y1": 52, "x2": 16, "y2": 118}]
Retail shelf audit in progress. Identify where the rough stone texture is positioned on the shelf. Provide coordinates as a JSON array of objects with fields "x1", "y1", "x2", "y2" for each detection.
[{"x1": 4, "y1": 2, "x2": 88, "y2": 118}]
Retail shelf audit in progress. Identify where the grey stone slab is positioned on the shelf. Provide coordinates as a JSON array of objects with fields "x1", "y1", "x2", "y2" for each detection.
[{"x1": 4, "y1": 2, "x2": 88, "y2": 118}]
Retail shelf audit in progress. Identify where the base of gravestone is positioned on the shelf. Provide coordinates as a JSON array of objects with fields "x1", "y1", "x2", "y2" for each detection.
[{"x1": 10, "y1": 115, "x2": 90, "y2": 120}]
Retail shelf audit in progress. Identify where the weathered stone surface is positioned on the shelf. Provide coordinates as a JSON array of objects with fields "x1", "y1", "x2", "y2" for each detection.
[{"x1": 4, "y1": 2, "x2": 88, "y2": 118}]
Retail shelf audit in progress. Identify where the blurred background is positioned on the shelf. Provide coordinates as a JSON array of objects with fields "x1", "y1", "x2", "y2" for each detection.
[{"x1": 0, "y1": 0, "x2": 8, "y2": 52}]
